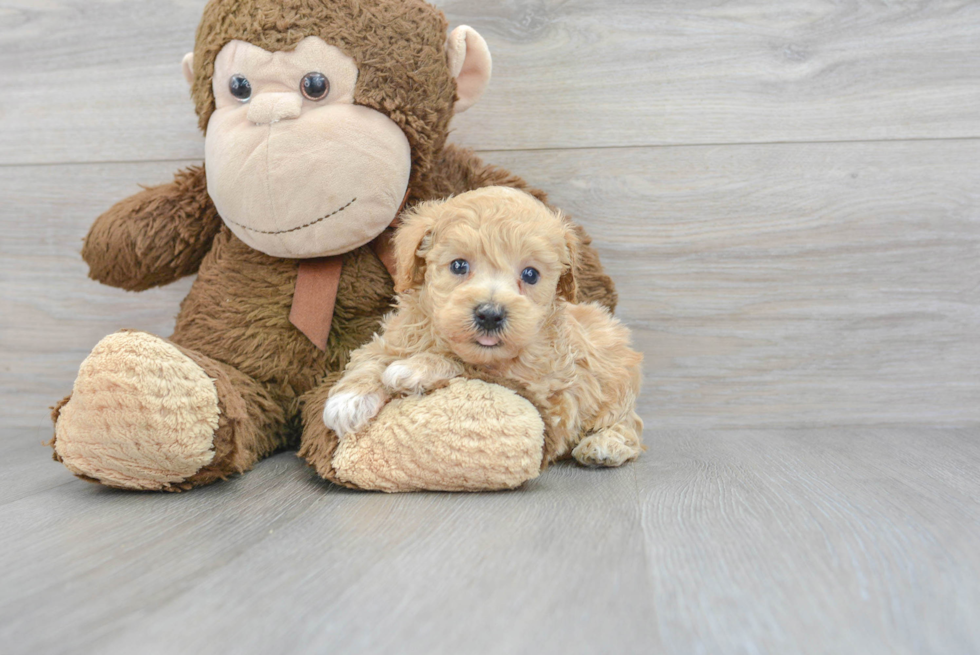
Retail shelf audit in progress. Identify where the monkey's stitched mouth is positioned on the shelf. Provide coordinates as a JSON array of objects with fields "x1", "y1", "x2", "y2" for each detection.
[{"x1": 224, "y1": 197, "x2": 357, "y2": 235}]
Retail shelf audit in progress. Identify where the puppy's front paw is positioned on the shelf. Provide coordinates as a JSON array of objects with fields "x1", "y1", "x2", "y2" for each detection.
[
  {"x1": 381, "y1": 360, "x2": 451, "y2": 395},
  {"x1": 572, "y1": 428, "x2": 641, "y2": 468},
  {"x1": 382, "y1": 361, "x2": 424, "y2": 394},
  {"x1": 323, "y1": 392, "x2": 385, "y2": 437}
]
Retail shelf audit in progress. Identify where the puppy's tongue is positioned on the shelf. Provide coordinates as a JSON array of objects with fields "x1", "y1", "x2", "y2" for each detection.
[{"x1": 476, "y1": 335, "x2": 501, "y2": 347}]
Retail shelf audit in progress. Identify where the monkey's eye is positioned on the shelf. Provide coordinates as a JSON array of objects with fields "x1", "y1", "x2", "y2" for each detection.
[
  {"x1": 301, "y1": 72, "x2": 330, "y2": 100},
  {"x1": 450, "y1": 259, "x2": 469, "y2": 276},
  {"x1": 229, "y1": 75, "x2": 251, "y2": 102},
  {"x1": 521, "y1": 267, "x2": 540, "y2": 285}
]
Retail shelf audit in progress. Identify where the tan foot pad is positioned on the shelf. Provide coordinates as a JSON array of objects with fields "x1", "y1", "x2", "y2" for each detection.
[
  {"x1": 55, "y1": 331, "x2": 220, "y2": 490},
  {"x1": 333, "y1": 378, "x2": 545, "y2": 493}
]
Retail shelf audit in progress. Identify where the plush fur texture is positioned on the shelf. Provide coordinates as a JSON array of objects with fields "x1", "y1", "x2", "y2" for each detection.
[
  {"x1": 51, "y1": 0, "x2": 618, "y2": 492},
  {"x1": 324, "y1": 188, "x2": 643, "y2": 466}
]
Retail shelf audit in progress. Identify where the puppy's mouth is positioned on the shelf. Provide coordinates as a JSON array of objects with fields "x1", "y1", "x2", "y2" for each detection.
[{"x1": 475, "y1": 334, "x2": 502, "y2": 348}]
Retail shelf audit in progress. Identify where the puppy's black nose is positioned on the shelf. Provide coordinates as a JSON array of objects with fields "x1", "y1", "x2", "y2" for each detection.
[{"x1": 473, "y1": 303, "x2": 507, "y2": 332}]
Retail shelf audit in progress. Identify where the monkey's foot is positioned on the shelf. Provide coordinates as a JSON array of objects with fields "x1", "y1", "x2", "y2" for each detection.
[
  {"x1": 331, "y1": 378, "x2": 546, "y2": 492},
  {"x1": 54, "y1": 331, "x2": 220, "y2": 491}
]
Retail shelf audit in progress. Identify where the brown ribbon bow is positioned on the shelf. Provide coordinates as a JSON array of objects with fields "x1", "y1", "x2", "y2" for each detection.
[{"x1": 289, "y1": 192, "x2": 407, "y2": 351}]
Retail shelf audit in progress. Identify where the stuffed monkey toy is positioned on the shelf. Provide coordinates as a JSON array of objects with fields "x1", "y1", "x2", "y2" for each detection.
[{"x1": 50, "y1": 0, "x2": 617, "y2": 492}]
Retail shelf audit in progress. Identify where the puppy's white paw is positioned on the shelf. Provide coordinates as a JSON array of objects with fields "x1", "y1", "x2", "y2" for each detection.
[
  {"x1": 382, "y1": 361, "x2": 428, "y2": 394},
  {"x1": 572, "y1": 429, "x2": 641, "y2": 468},
  {"x1": 323, "y1": 392, "x2": 385, "y2": 437}
]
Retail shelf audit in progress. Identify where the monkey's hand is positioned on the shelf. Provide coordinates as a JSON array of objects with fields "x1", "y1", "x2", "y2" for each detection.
[
  {"x1": 83, "y1": 165, "x2": 222, "y2": 291},
  {"x1": 382, "y1": 353, "x2": 465, "y2": 396}
]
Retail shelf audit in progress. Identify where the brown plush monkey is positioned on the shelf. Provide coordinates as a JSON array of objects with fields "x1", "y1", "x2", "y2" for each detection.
[{"x1": 50, "y1": 0, "x2": 617, "y2": 492}]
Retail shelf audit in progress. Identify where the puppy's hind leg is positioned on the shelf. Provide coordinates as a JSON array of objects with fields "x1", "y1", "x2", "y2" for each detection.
[
  {"x1": 572, "y1": 410, "x2": 643, "y2": 468},
  {"x1": 566, "y1": 306, "x2": 644, "y2": 467}
]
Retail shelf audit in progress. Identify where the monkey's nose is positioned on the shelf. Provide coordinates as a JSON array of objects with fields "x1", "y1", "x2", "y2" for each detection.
[
  {"x1": 247, "y1": 93, "x2": 303, "y2": 125},
  {"x1": 473, "y1": 303, "x2": 507, "y2": 332}
]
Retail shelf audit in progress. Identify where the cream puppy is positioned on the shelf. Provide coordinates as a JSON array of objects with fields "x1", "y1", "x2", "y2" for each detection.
[{"x1": 323, "y1": 186, "x2": 643, "y2": 467}]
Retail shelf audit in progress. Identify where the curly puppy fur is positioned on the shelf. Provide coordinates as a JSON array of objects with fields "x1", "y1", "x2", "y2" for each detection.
[{"x1": 324, "y1": 187, "x2": 644, "y2": 467}]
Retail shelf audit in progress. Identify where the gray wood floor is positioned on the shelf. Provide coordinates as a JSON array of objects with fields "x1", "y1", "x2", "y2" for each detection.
[
  {"x1": 2, "y1": 426, "x2": 979, "y2": 655},
  {"x1": 2, "y1": 1, "x2": 979, "y2": 653}
]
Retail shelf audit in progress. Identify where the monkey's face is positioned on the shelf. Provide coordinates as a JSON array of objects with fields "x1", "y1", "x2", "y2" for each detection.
[{"x1": 203, "y1": 37, "x2": 412, "y2": 258}]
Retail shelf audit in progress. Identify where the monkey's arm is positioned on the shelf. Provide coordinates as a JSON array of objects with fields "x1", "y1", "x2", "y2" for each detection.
[
  {"x1": 82, "y1": 165, "x2": 222, "y2": 291},
  {"x1": 418, "y1": 145, "x2": 618, "y2": 311}
]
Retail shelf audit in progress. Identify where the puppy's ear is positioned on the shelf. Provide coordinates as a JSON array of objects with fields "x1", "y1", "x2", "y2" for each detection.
[
  {"x1": 557, "y1": 213, "x2": 581, "y2": 303},
  {"x1": 393, "y1": 206, "x2": 437, "y2": 293}
]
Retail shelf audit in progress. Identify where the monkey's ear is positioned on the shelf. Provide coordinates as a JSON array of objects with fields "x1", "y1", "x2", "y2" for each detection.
[
  {"x1": 557, "y1": 215, "x2": 581, "y2": 303},
  {"x1": 447, "y1": 26, "x2": 492, "y2": 114},
  {"x1": 181, "y1": 52, "x2": 195, "y2": 87},
  {"x1": 392, "y1": 208, "x2": 437, "y2": 293}
]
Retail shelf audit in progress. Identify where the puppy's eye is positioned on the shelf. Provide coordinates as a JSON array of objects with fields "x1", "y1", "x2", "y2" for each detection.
[
  {"x1": 229, "y1": 75, "x2": 251, "y2": 101},
  {"x1": 521, "y1": 267, "x2": 540, "y2": 285},
  {"x1": 301, "y1": 72, "x2": 330, "y2": 100},
  {"x1": 450, "y1": 259, "x2": 469, "y2": 276}
]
